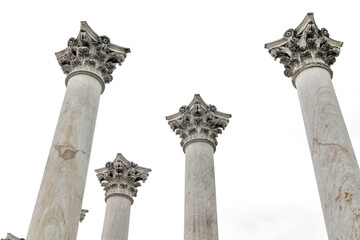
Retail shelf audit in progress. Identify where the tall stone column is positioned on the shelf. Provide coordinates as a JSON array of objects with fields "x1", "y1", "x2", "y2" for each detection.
[
  {"x1": 266, "y1": 13, "x2": 360, "y2": 240},
  {"x1": 96, "y1": 153, "x2": 151, "y2": 240},
  {"x1": 26, "y1": 22, "x2": 130, "y2": 240},
  {"x1": 166, "y1": 94, "x2": 231, "y2": 240}
]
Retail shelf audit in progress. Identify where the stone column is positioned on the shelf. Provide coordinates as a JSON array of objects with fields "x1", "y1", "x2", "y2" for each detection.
[
  {"x1": 266, "y1": 13, "x2": 360, "y2": 240},
  {"x1": 96, "y1": 153, "x2": 151, "y2": 240},
  {"x1": 166, "y1": 94, "x2": 231, "y2": 240},
  {"x1": 26, "y1": 22, "x2": 130, "y2": 240}
]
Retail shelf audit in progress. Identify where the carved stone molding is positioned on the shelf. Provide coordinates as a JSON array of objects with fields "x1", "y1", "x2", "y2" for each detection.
[
  {"x1": 265, "y1": 13, "x2": 343, "y2": 87},
  {"x1": 95, "y1": 153, "x2": 151, "y2": 204},
  {"x1": 56, "y1": 22, "x2": 130, "y2": 92},
  {"x1": 80, "y1": 209, "x2": 89, "y2": 223},
  {"x1": 1, "y1": 233, "x2": 24, "y2": 240},
  {"x1": 166, "y1": 94, "x2": 231, "y2": 152}
]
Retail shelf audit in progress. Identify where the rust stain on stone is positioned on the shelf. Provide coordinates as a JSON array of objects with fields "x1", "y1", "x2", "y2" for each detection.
[
  {"x1": 345, "y1": 192, "x2": 353, "y2": 205},
  {"x1": 312, "y1": 138, "x2": 352, "y2": 156},
  {"x1": 335, "y1": 187, "x2": 342, "y2": 202}
]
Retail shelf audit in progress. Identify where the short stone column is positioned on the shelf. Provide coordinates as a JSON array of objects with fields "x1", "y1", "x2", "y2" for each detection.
[
  {"x1": 96, "y1": 153, "x2": 151, "y2": 240},
  {"x1": 166, "y1": 94, "x2": 231, "y2": 240},
  {"x1": 26, "y1": 22, "x2": 130, "y2": 240},
  {"x1": 266, "y1": 13, "x2": 360, "y2": 240}
]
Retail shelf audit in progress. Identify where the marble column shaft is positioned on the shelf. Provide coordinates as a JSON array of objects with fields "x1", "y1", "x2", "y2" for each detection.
[
  {"x1": 296, "y1": 67, "x2": 360, "y2": 239},
  {"x1": 265, "y1": 13, "x2": 360, "y2": 239},
  {"x1": 101, "y1": 196, "x2": 132, "y2": 240},
  {"x1": 27, "y1": 22, "x2": 129, "y2": 240},
  {"x1": 27, "y1": 74, "x2": 101, "y2": 240},
  {"x1": 166, "y1": 94, "x2": 231, "y2": 240},
  {"x1": 184, "y1": 141, "x2": 218, "y2": 240}
]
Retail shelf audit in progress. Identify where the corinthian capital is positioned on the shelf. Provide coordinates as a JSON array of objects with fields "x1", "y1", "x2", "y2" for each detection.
[
  {"x1": 95, "y1": 153, "x2": 151, "y2": 204},
  {"x1": 166, "y1": 94, "x2": 231, "y2": 152},
  {"x1": 1, "y1": 233, "x2": 24, "y2": 240},
  {"x1": 265, "y1": 13, "x2": 343, "y2": 87},
  {"x1": 56, "y1": 22, "x2": 130, "y2": 91}
]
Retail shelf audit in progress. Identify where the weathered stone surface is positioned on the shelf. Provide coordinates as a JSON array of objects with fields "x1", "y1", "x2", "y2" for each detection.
[
  {"x1": 27, "y1": 22, "x2": 130, "y2": 240},
  {"x1": 184, "y1": 141, "x2": 218, "y2": 240},
  {"x1": 166, "y1": 94, "x2": 231, "y2": 152},
  {"x1": 101, "y1": 196, "x2": 132, "y2": 240},
  {"x1": 56, "y1": 22, "x2": 130, "y2": 92},
  {"x1": 27, "y1": 74, "x2": 102, "y2": 240},
  {"x1": 1, "y1": 233, "x2": 24, "y2": 240},
  {"x1": 266, "y1": 13, "x2": 360, "y2": 239},
  {"x1": 296, "y1": 68, "x2": 360, "y2": 240},
  {"x1": 265, "y1": 13, "x2": 343, "y2": 87},
  {"x1": 95, "y1": 153, "x2": 151, "y2": 202},
  {"x1": 96, "y1": 154, "x2": 151, "y2": 240},
  {"x1": 167, "y1": 95, "x2": 230, "y2": 240}
]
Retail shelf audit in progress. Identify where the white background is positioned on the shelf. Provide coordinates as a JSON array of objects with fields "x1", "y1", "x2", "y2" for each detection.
[{"x1": 1, "y1": 0, "x2": 360, "y2": 239}]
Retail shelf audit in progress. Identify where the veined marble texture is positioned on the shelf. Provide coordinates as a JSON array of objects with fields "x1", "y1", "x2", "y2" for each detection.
[
  {"x1": 184, "y1": 141, "x2": 218, "y2": 240},
  {"x1": 296, "y1": 67, "x2": 360, "y2": 240},
  {"x1": 166, "y1": 94, "x2": 230, "y2": 240},
  {"x1": 27, "y1": 74, "x2": 102, "y2": 240},
  {"x1": 101, "y1": 196, "x2": 132, "y2": 240}
]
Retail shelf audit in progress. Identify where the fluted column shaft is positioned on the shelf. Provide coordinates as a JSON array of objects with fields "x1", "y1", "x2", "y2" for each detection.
[
  {"x1": 184, "y1": 141, "x2": 218, "y2": 240},
  {"x1": 27, "y1": 73, "x2": 102, "y2": 240},
  {"x1": 296, "y1": 67, "x2": 360, "y2": 239},
  {"x1": 101, "y1": 196, "x2": 132, "y2": 240}
]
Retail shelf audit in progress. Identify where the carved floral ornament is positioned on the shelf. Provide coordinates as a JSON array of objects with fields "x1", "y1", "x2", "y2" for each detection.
[
  {"x1": 166, "y1": 94, "x2": 231, "y2": 152},
  {"x1": 56, "y1": 22, "x2": 130, "y2": 90},
  {"x1": 95, "y1": 154, "x2": 151, "y2": 203},
  {"x1": 1, "y1": 233, "x2": 24, "y2": 240},
  {"x1": 265, "y1": 13, "x2": 343, "y2": 87},
  {"x1": 80, "y1": 209, "x2": 89, "y2": 223}
]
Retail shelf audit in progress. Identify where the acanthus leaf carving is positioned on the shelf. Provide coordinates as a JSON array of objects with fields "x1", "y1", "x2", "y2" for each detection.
[
  {"x1": 265, "y1": 13, "x2": 343, "y2": 87},
  {"x1": 166, "y1": 94, "x2": 231, "y2": 151},
  {"x1": 1, "y1": 233, "x2": 24, "y2": 240},
  {"x1": 56, "y1": 22, "x2": 130, "y2": 85},
  {"x1": 80, "y1": 209, "x2": 89, "y2": 223},
  {"x1": 95, "y1": 153, "x2": 151, "y2": 201}
]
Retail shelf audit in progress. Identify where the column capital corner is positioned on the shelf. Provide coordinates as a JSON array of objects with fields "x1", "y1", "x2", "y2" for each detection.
[
  {"x1": 95, "y1": 153, "x2": 151, "y2": 202},
  {"x1": 166, "y1": 94, "x2": 231, "y2": 151},
  {"x1": 265, "y1": 13, "x2": 343, "y2": 85},
  {"x1": 1, "y1": 233, "x2": 24, "y2": 240},
  {"x1": 56, "y1": 21, "x2": 130, "y2": 87}
]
